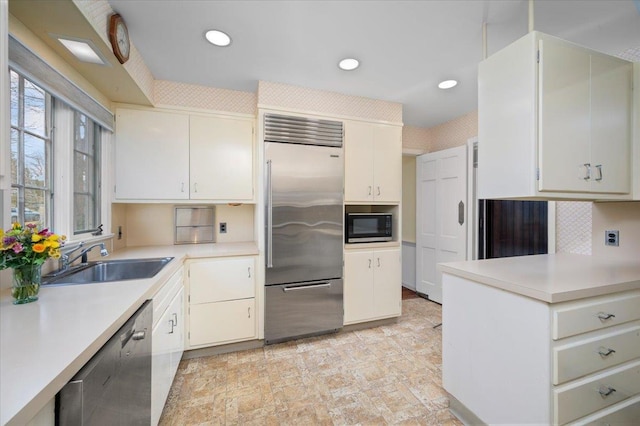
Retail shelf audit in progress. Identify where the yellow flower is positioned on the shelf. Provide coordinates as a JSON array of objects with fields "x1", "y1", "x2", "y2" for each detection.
[
  {"x1": 45, "y1": 240, "x2": 60, "y2": 249},
  {"x1": 32, "y1": 234, "x2": 43, "y2": 242},
  {"x1": 12, "y1": 222, "x2": 21, "y2": 230},
  {"x1": 49, "y1": 249, "x2": 61, "y2": 259},
  {"x1": 32, "y1": 243, "x2": 46, "y2": 253}
]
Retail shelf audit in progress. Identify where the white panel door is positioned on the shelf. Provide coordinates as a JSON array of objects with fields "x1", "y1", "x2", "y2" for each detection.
[
  {"x1": 373, "y1": 248, "x2": 401, "y2": 318},
  {"x1": 190, "y1": 115, "x2": 254, "y2": 200},
  {"x1": 189, "y1": 299, "x2": 255, "y2": 347},
  {"x1": 416, "y1": 146, "x2": 467, "y2": 303},
  {"x1": 373, "y1": 124, "x2": 402, "y2": 202},
  {"x1": 344, "y1": 250, "x2": 374, "y2": 324},
  {"x1": 344, "y1": 121, "x2": 374, "y2": 202},
  {"x1": 115, "y1": 108, "x2": 190, "y2": 200},
  {"x1": 189, "y1": 257, "x2": 255, "y2": 304},
  {"x1": 538, "y1": 38, "x2": 591, "y2": 193}
]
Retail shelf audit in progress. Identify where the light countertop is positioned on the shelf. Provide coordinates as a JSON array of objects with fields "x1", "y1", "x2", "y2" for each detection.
[
  {"x1": 439, "y1": 253, "x2": 640, "y2": 303},
  {"x1": 0, "y1": 242, "x2": 258, "y2": 425}
]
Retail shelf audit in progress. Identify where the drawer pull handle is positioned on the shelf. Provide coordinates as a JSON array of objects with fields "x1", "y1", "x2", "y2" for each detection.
[
  {"x1": 597, "y1": 312, "x2": 616, "y2": 321},
  {"x1": 598, "y1": 386, "x2": 616, "y2": 398},
  {"x1": 597, "y1": 347, "x2": 616, "y2": 357}
]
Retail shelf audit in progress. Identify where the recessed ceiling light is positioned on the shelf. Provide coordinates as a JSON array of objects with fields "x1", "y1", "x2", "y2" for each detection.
[
  {"x1": 205, "y1": 30, "x2": 232, "y2": 47},
  {"x1": 438, "y1": 80, "x2": 458, "y2": 89},
  {"x1": 338, "y1": 58, "x2": 359, "y2": 71},
  {"x1": 56, "y1": 37, "x2": 107, "y2": 65}
]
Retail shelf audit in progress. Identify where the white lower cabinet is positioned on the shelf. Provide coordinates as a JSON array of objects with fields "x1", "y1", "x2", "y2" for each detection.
[
  {"x1": 442, "y1": 274, "x2": 640, "y2": 425},
  {"x1": 151, "y1": 268, "x2": 185, "y2": 426},
  {"x1": 186, "y1": 256, "x2": 256, "y2": 348},
  {"x1": 344, "y1": 247, "x2": 401, "y2": 325}
]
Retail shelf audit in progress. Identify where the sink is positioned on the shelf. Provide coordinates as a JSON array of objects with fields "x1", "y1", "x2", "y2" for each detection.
[{"x1": 43, "y1": 257, "x2": 174, "y2": 285}]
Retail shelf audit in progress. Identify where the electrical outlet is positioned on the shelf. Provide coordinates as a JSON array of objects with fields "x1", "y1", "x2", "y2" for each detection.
[
  {"x1": 605, "y1": 230, "x2": 619, "y2": 246},
  {"x1": 220, "y1": 222, "x2": 227, "y2": 234}
]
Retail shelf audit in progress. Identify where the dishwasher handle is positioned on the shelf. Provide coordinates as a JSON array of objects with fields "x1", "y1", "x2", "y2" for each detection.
[{"x1": 282, "y1": 282, "x2": 331, "y2": 292}]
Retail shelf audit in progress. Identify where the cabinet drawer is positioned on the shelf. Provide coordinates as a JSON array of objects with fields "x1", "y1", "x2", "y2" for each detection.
[
  {"x1": 153, "y1": 266, "x2": 183, "y2": 326},
  {"x1": 569, "y1": 394, "x2": 640, "y2": 425},
  {"x1": 554, "y1": 325, "x2": 640, "y2": 384},
  {"x1": 552, "y1": 290, "x2": 640, "y2": 340},
  {"x1": 554, "y1": 359, "x2": 640, "y2": 425},
  {"x1": 189, "y1": 257, "x2": 255, "y2": 304},
  {"x1": 189, "y1": 299, "x2": 255, "y2": 347}
]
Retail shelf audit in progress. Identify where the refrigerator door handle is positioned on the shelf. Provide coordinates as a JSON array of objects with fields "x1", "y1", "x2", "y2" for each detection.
[
  {"x1": 266, "y1": 159, "x2": 273, "y2": 268},
  {"x1": 282, "y1": 282, "x2": 331, "y2": 292}
]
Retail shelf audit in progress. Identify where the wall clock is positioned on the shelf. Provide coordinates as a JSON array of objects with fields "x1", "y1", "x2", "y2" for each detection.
[{"x1": 108, "y1": 13, "x2": 130, "y2": 64}]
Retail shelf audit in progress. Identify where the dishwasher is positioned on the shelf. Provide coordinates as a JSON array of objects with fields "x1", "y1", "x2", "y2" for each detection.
[{"x1": 57, "y1": 300, "x2": 152, "y2": 425}]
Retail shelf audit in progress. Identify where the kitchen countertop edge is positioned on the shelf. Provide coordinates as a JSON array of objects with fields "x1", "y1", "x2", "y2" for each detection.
[
  {"x1": 0, "y1": 242, "x2": 258, "y2": 426},
  {"x1": 439, "y1": 253, "x2": 640, "y2": 304}
]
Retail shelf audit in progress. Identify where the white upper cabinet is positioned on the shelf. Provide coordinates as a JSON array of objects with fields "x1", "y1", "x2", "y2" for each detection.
[
  {"x1": 344, "y1": 120, "x2": 402, "y2": 203},
  {"x1": 115, "y1": 106, "x2": 255, "y2": 202},
  {"x1": 478, "y1": 31, "x2": 633, "y2": 200},
  {"x1": 190, "y1": 115, "x2": 254, "y2": 201},
  {"x1": 115, "y1": 108, "x2": 190, "y2": 200}
]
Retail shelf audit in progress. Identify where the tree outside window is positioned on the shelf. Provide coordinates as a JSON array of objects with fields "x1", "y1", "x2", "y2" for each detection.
[{"x1": 9, "y1": 70, "x2": 51, "y2": 227}]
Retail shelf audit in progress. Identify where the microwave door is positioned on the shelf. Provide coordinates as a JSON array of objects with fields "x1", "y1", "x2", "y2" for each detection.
[{"x1": 265, "y1": 142, "x2": 344, "y2": 286}]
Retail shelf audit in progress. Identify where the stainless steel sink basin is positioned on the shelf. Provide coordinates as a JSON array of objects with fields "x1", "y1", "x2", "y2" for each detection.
[{"x1": 43, "y1": 257, "x2": 174, "y2": 285}]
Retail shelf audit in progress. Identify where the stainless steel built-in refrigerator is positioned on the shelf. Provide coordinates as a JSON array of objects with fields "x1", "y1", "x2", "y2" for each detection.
[{"x1": 264, "y1": 114, "x2": 344, "y2": 344}]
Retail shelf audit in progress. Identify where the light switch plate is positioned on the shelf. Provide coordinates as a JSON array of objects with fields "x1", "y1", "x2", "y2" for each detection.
[{"x1": 605, "y1": 230, "x2": 619, "y2": 246}]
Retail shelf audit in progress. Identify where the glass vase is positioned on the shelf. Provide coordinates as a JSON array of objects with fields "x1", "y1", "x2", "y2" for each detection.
[{"x1": 11, "y1": 264, "x2": 41, "y2": 305}]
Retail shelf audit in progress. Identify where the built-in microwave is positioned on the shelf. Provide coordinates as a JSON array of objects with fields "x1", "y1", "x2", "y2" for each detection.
[{"x1": 345, "y1": 213, "x2": 393, "y2": 243}]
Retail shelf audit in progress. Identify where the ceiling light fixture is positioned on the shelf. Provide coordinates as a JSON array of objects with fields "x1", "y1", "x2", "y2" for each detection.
[
  {"x1": 338, "y1": 58, "x2": 360, "y2": 71},
  {"x1": 438, "y1": 79, "x2": 458, "y2": 89},
  {"x1": 56, "y1": 37, "x2": 107, "y2": 65},
  {"x1": 205, "y1": 30, "x2": 232, "y2": 47}
]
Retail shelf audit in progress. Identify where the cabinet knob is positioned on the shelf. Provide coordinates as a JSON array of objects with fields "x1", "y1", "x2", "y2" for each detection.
[
  {"x1": 597, "y1": 347, "x2": 616, "y2": 357},
  {"x1": 597, "y1": 312, "x2": 616, "y2": 321},
  {"x1": 598, "y1": 385, "x2": 616, "y2": 398}
]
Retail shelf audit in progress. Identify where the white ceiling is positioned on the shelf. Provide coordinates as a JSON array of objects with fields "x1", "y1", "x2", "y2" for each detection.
[{"x1": 107, "y1": 0, "x2": 640, "y2": 128}]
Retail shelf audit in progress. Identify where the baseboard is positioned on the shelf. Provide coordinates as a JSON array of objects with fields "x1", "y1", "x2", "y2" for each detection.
[
  {"x1": 182, "y1": 339, "x2": 264, "y2": 359},
  {"x1": 342, "y1": 317, "x2": 398, "y2": 332},
  {"x1": 448, "y1": 395, "x2": 486, "y2": 426}
]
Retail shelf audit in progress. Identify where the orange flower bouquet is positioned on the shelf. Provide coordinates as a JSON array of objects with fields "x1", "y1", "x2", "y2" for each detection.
[{"x1": 1, "y1": 223, "x2": 66, "y2": 304}]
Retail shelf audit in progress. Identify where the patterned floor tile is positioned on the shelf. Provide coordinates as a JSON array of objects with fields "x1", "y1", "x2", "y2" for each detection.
[{"x1": 159, "y1": 298, "x2": 462, "y2": 426}]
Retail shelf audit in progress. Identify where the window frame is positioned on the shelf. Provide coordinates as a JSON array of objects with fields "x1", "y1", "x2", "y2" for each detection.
[{"x1": 9, "y1": 70, "x2": 53, "y2": 228}]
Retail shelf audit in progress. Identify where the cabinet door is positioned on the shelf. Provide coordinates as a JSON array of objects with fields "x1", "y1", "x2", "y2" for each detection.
[
  {"x1": 344, "y1": 121, "x2": 374, "y2": 202},
  {"x1": 590, "y1": 54, "x2": 632, "y2": 194},
  {"x1": 151, "y1": 287, "x2": 183, "y2": 426},
  {"x1": 189, "y1": 257, "x2": 255, "y2": 304},
  {"x1": 115, "y1": 108, "x2": 189, "y2": 200},
  {"x1": 190, "y1": 115, "x2": 254, "y2": 200},
  {"x1": 373, "y1": 248, "x2": 401, "y2": 318},
  {"x1": 344, "y1": 250, "x2": 374, "y2": 324},
  {"x1": 373, "y1": 124, "x2": 402, "y2": 202},
  {"x1": 538, "y1": 38, "x2": 591, "y2": 193},
  {"x1": 189, "y1": 299, "x2": 255, "y2": 346},
  {"x1": 167, "y1": 287, "x2": 184, "y2": 381}
]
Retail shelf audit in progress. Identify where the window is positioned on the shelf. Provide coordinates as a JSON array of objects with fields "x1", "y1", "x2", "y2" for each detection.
[
  {"x1": 73, "y1": 111, "x2": 101, "y2": 235},
  {"x1": 9, "y1": 70, "x2": 52, "y2": 227}
]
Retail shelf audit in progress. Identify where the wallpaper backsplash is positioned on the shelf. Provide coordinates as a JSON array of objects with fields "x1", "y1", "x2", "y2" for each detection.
[
  {"x1": 154, "y1": 80, "x2": 256, "y2": 115},
  {"x1": 555, "y1": 202, "x2": 592, "y2": 255},
  {"x1": 73, "y1": 0, "x2": 154, "y2": 102},
  {"x1": 258, "y1": 80, "x2": 403, "y2": 124}
]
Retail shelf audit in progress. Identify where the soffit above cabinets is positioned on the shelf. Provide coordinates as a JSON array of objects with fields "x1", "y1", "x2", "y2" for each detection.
[{"x1": 9, "y1": 0, "x2": 152, "y2": 106}]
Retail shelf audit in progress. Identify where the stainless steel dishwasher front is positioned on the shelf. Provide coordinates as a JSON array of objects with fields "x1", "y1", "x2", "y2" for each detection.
[{"x1": 57, "y1": 300, "x2": 152, "y2": 425}]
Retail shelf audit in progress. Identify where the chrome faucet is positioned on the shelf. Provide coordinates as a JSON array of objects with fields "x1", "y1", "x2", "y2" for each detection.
[{"x1": 60, "y1": 242, "x2": 109, "y2": 271}]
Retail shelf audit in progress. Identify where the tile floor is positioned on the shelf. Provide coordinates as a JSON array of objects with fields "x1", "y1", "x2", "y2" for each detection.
[{"x1": 160, "y1": 297, "x2": 462, "y2": 425}]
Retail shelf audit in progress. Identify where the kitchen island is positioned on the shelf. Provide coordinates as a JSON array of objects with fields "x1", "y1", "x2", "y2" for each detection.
[
  {"x1": 439, "y1": 253, "x2": 640, "y2": 425},
  {"x1": 0, "y1": 242, "x2": 258, "y2": 426}
]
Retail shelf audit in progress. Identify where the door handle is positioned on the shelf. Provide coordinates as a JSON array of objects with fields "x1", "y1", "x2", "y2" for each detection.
[
  {"x1": 194, "y1": 182, "x2": 198, "y2": 193},
  {"x1": 595, "y1": 164, "x2": 603, "y2": 181},
  {"x1": 248, "y1": 266, "x2": 251, "y2": 278},
  {"x1": 172, "y1": 312, "x2": 177, "y2": 327},
  {"x1": 266, "y1": 160, "x2": 273, "y2": 268},
  {"x1": 181, "y1": 182, "x2": 185, "y2": 193},
  {"x1": 283, "y1": 282, "x2": 331, "y2": 292},
  {"x1": 458, "y1": 201, "x2": 465, "y2": 225},
  {"x1": 583, "y1": 163, "x2": 591, "y2": 181},
  {"x1": 368, "y1": 186, "x2": 372, "y2": 196},
  {"x1": 377, "y1": 257, "x2": 380, "y2": 267},
  {"x1": 377, "y1": 186, "x2": 381, "y2": 196},
  {"x1": 368, "y1": 258, "x2": 372, "y2": 269},
  {"x1": 168, "y1": 318, "x2": 175, "y2": 334}
]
